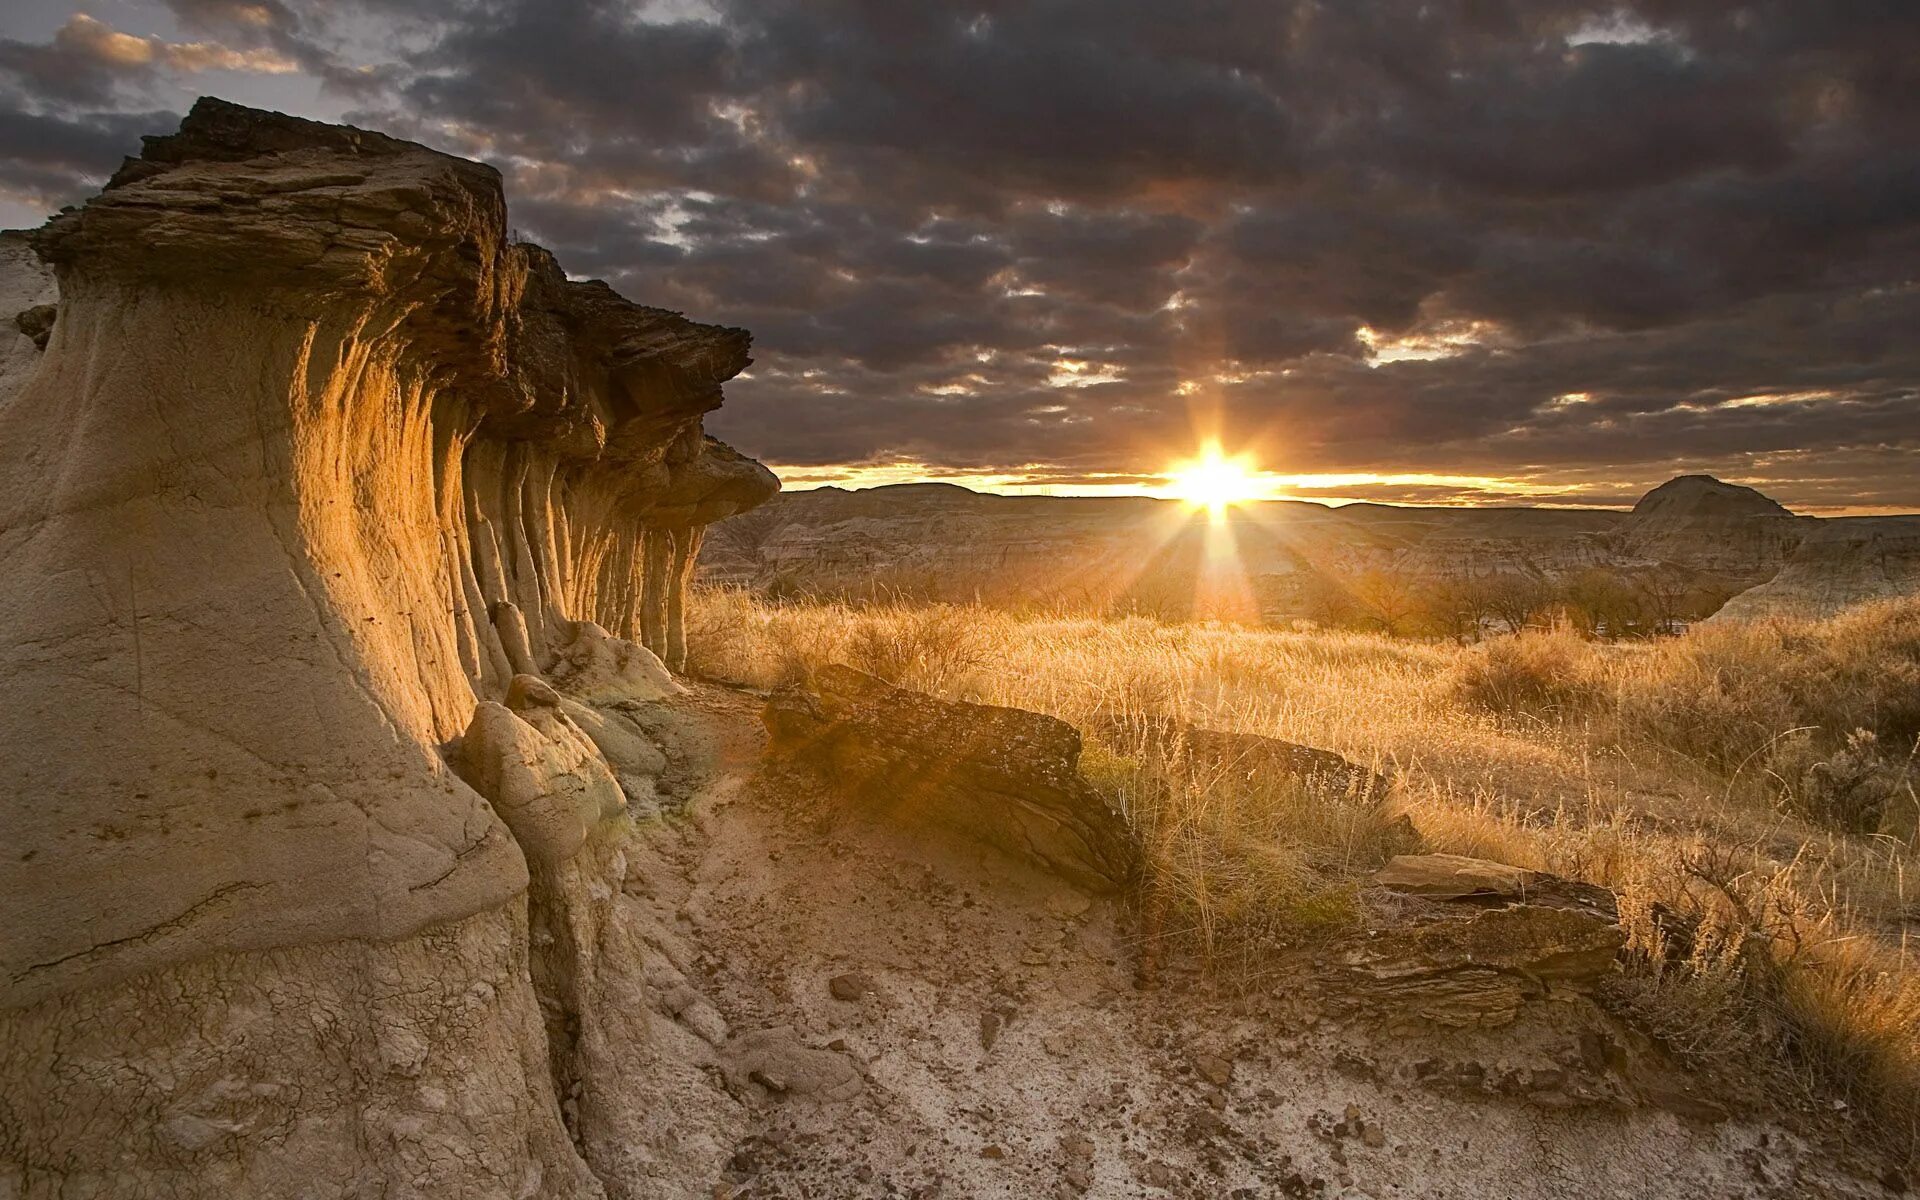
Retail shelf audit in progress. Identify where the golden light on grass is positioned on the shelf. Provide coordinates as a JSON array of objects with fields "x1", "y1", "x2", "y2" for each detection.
[
  {"x1": 686, "y1": 587, "x2": 1920, "y2": 1154},
  {"x1": 1166, "y1": 442, "x2": 1266, "y2": 518}
]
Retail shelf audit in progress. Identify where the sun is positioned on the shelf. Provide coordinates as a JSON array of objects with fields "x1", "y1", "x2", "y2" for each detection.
[{"x1": 1167, "y1": 443, "x2": 1264, "y2": 516}]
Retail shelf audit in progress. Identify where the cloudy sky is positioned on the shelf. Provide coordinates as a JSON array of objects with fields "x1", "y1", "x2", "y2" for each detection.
[{"x1": 2, "y1": 1, "x2": 1916, "y2": 511}]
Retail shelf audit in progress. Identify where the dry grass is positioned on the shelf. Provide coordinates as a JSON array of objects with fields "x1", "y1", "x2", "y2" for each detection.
[{"x1": 688, "y1": 587, "x2": 1920, "y2": 1153}]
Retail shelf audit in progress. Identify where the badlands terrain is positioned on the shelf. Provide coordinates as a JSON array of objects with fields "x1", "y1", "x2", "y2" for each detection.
[
  {"x1": 701, "y1": 474, "x2": 1920, "y2": 628},
  {"x1": 1, "y1": 100, "x2": 1915, "y2": 1200}
]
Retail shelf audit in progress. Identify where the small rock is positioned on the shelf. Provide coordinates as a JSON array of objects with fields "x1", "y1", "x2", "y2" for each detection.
[
  {"x1": 1185, "y1": 1109, "x2": 1230, "y2": 1142},
  {"x1": 748, "y1": 1068, "x2": 789, "y2": 1094},
  {"x1": 1361, "y1": 1124, "x2": 1386, "y2": 1149},
  {"x1": 1140, "y1": 1161, "x2": 1178, "y2": 1188},
  {"x1": 980, "y1": 1144, "x2": 1007, "y2": 1160},
  {"x1": 1191, "y1": 1052, "x2": 1234, "y2": 1088},
  {"x1": 1063, "y1": 1162, "x2": 1092, "y2": 1192},
  {"x1": 1060, "y1": 1133, "x2": 1095, "y2": 1160},
  {"x1": 1046, "y1": 889, "x2": 1093, "y2": 919},
  {"x1": 980, "y1": 1011, "x2": 1006, "y2": 1050},
  {"x1": 829, "y1": 972, "x2": 875, "y2": 1002}
]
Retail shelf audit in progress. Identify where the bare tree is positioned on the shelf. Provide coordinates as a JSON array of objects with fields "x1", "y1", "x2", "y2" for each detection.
[
  {"x1": 1349, "y1": 569, "x2": 1422, "y2": 636},
  {"x1": 1633, "y1": 564, "x2": 1694, "y2": 636},
  {"x1": 1483, "y1": 574, "x2": 1552, "y2": 634},
  {"x1": 1421, "y1": 576, "x2": 1497, "y2": 644}
]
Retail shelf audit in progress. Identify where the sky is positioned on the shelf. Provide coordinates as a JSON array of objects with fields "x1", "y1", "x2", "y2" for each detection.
[{"x1": 1, "y1": 2, "x2": 1916, "y2": 513}]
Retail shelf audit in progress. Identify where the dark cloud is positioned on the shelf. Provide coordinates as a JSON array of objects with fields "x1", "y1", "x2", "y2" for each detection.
[
  {"x1": 0, "y1": 104, "x2": 169, "y2": 213},
  {"x1": 2, "y1": 0, "x2": 1917, "y2": 508}
]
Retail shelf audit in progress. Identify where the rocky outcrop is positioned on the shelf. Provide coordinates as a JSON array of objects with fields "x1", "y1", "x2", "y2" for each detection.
[
  {"x1": 1342, "y1": 855, "x2": 1626, "y2": 1027},
  {"x1": 0, "y1": 99, "x2": 773, "y2": 1196},
  {"x1": 763, "y1": 665, "x2": 1140, "y2": 892}
]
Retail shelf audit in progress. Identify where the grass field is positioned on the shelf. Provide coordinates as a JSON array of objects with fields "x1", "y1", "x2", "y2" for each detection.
[{"x1": 688, "y1": 587, "x2": 1920, "y2": 1153}]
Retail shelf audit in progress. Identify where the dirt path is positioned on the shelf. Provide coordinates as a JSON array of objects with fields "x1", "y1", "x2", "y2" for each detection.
[{"x1": 619, "y1": 683, "x2": 1876, "y2": 1199}]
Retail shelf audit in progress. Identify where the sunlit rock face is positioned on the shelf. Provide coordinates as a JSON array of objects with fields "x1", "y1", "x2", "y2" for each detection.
[{"x1": 0, "y1": 98, "x2": 772, "y2": 1196}]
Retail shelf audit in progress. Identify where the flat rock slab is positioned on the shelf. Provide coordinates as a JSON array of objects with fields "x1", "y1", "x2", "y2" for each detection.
[{"x1": 1373, "y1": 853, "x2": 1540, "y2": 898}]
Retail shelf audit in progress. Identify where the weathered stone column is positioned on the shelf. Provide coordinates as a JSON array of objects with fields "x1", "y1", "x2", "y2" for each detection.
[
  {"x1": 665, "y1": 524, "x2": 704, "y2": 672},
  {"x1": 640, "y1": 528, "x2": 671, "y2": 658},
  {"x1": 490, "y1": 599, "x2": 540, "y2": 676}
]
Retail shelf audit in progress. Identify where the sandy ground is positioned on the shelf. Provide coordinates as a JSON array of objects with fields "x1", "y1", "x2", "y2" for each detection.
[{"x1": 620, "y1": 683, "x2": 1889, "y2": 1199}]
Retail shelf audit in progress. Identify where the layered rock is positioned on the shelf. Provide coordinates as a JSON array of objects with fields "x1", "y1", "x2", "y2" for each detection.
[
  {"x1": 1622, "y1": 474, "x2": 1806, "y2": 582},
  {"x1": 1709, "y1": 516, "x2": 1920, "y2": 622},
  {"x1": 1343, "y1": 855, "x2": 1626, "y2": 1027},
  {"x1": 763, "y1": 665, "x2": 1140, "y2": 892},
  {"x1": 0, "y1": 99, "x2": 773, "y2": 1196}
]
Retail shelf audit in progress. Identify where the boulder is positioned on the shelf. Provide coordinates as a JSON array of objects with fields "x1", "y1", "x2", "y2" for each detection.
[
  {"x1": 455, "y1": 675, "x2": 627, "y2": 866},
  {"x1": 763, "y1": 665, "x2": 1139, "y2": 892},
  {"x1": 549, "y1": 620, "x2": 685, "y2": 704}
]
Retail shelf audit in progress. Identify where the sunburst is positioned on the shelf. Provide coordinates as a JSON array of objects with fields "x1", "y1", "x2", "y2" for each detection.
[{"x1": 1166, "y1": 443, "x2": 1265, "y2": 517}]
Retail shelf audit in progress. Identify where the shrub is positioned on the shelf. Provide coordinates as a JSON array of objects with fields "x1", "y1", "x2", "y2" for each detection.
[
  {"x1": 843, "y1": 603, "x2": 991, "y2": 695},
  {"x1": 1085, "y1": 720, "x2": 1412, "y2": 981},
  {"x1": 1767, "y1": 728, "x2": 1918, "y2": 837},
  {"x1": 1446, "y1": 627, "x2": 1607, "y2": 721},
  {"x1": 1613, "y1": 598, "x2": 1920, "y2": 800}
]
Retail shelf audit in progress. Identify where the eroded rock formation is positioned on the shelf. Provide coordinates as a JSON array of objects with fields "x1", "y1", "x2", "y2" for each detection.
[
  {"x1": 0, "y1": 99, "x2": 773, "y2": 1196},
  {"x1": 1709, "y1": 515, "x2": 1920, "y2": 622}
]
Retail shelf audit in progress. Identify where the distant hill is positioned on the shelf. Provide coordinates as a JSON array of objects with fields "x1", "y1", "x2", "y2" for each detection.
[
  {"x1": 1630, "y1": 474, "x2": 1793, "y2": 520},
  {"x1": 701, "y1": 475, "x2": 1919, "y2": 628}
]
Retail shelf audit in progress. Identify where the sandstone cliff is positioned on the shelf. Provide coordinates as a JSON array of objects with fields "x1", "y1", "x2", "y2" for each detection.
[{"x1": 0, "y1": 99, "x2": 773, "y2": 1197}]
